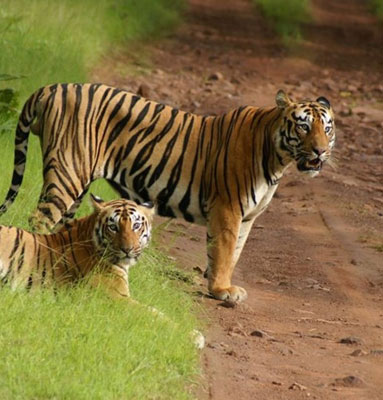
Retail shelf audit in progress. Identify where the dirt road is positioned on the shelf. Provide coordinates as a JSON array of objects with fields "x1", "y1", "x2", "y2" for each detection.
[{"x1": 94, "y1": 0, "x2": 383, "y2": 398}]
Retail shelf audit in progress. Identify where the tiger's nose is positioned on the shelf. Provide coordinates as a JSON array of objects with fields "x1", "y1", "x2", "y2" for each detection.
[{"x1": 313, "y1": 147, "x2": 325, "y2": 156}]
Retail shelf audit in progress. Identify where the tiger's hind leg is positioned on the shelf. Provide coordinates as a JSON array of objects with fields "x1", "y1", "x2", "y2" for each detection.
[
  {"x1": 54, "y1": 187, "x2": 89, "y2": 231},
  {"x1": 29, "y1": 168, "x2": 88, "y2": 233}
]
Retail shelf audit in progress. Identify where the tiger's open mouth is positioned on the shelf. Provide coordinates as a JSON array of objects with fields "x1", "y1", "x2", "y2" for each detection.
[{"x1": 297, "y1": 157, "x2": 323, "y2": 172}]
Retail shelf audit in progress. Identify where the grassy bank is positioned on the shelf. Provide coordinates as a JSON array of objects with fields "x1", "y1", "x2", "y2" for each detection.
[
  {"x1": 0, "y1": 1, "x2": 203, "y2": 399},
  {"x1": 0, "y1": 246, "x2": 201, "y2": 400},
  {"x1": 252, "y1": 0, "x2": 310, "y2": 40}
]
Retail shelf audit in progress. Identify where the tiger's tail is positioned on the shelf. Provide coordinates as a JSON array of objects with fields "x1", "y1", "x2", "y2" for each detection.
[{"x1": 0, "y1": 89, "x2": 42, "y2": 216}]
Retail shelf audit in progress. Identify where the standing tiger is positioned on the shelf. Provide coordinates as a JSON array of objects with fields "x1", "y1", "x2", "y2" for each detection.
[
  {"x1": 0, "y1": 195, "x2": 154, "y2": 297},
  {"x1": 0, "y1": 83, "x2": 335, "y2": 302}
]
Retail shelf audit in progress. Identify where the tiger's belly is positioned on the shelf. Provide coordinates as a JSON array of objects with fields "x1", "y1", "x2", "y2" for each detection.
[{"x1": 117, "y1": 178, "x2": 207, "y2": 224}]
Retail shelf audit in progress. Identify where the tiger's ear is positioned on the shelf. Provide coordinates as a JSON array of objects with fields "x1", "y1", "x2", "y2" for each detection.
[
  {"x1": 316, "y1": 96, "x2": 331, "y2": 109},
  {"x1": 90, "y1": 193, "x2": 105, "y2": 212},
  {"x1": 275, "y1": 90, "x2": 292, "y2": 109},
  {"x1": 138, "y1": 201, "x2": 155, "y2": 221}
]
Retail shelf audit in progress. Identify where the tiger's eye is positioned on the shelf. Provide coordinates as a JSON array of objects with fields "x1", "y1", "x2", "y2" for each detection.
[
  {"x1": 296, "y1": 123, "x2": 309, "y2": 134},
  {"x1": 108, "y1": 224, "x2": 118, "y2": 232}
]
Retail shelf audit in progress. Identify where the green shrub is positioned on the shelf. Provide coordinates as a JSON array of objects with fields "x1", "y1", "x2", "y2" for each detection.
[
  {"x1": 371, "y1": 0, "x2": 383, "y2": 20},
  {"x1": 253, "y1": 0, "x2": 310, "y2": 40}
]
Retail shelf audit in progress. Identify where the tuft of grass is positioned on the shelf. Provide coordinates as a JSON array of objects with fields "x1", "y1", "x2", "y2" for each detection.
[
  {"x1": 0, "y1": 246, "x2": 202, "y2": 399},
  {"x1": 372, "y1": 243, "x2": 383, "y2": 252},
  {"x1": 253, "y1": 0, "x2": 310, "y2": 41},
  {"x1": 371, "y1": 0, "x2": 383, "y2": 20}
]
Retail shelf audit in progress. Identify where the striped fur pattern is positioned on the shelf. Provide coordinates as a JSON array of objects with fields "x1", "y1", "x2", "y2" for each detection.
[
  {"x1": 0, "y1": 195, "x2": 154, "y2": 297},
  {"x1": 0, "y1": 84, "x2": 335, "y2": 302}
]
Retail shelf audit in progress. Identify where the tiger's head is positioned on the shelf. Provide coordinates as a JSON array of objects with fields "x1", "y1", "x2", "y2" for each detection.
[
  {"x1": 90, "y1": 194, "x2": 155, "y2": 267},
  {"x1": 274, "y1": 90, "x2": 335, "y2": 177}
]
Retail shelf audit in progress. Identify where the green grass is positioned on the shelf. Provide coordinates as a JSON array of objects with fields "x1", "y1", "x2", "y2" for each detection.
[
  {"x1": 371, "y1": 0, "x2": 383, "y2": 20},
  {"x1": 0, "y1": 246, "x2": 202, "y2": 400},
  {"x1": 253, "y1": 0, "x2": 310, "y2": 41},
  {"x1": 0, "y1": 0, "x2": 185, "y2": 101}
]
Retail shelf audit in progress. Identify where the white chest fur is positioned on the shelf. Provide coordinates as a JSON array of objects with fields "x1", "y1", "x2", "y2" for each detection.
[{"x1": 244, "y1": 179, "x2": 279, "y2": 221}]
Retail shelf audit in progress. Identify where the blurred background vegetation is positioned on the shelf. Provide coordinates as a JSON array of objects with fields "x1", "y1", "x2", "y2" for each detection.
[
  {"x1": 253, "y1": 0, "x2": 310, "y2": 41},
  {"x1": 371, "y1": 0, "x2": 383, "y2": 20},
  {"x1": 0, "y1": 0, "x2": 185, "y2": 133}
]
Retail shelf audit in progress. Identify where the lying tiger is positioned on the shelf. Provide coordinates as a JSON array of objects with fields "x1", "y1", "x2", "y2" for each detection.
[
  {"x1": 0, "y1": 84, "x2": 335, "y2": 303},
  {"x1": 0, "y1": 195, "x2": 153, "y2": 296},
  {"x1": 0, "y1": 195, "x2": 204, "y2": 348}
]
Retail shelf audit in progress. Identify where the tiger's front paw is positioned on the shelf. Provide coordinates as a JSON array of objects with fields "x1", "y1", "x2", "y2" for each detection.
[{"x1": 210, "y1": 285, "x2": 248, "y2": 303}]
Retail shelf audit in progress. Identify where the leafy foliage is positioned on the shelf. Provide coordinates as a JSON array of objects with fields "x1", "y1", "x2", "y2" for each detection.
[
  {"x1": 371, "y1": 0, "x2": 383, "y2": 20},
  {"x1": 253, "y1": 0, "x2": 310, "y2": 40}
]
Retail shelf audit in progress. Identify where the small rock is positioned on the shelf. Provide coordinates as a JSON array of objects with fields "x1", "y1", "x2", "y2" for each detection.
[
  {"x1": 226, "y1": 349, "x2": 237, "y2": 357},
  {"x1": 254, "y1": 278, "x2": 271, "y2": 285},
  {"x1": 137, "y1": 83, "x2": 150, "y2": 98},
  {"x1": 339, "y1": 336, "x2": 362, "y2": 345},
  {"x1": 227, "y1": 324, "x2": 248, "y2": 337},
  {"x1": 208, "y1": 72, "x2": 224, "y2": 81},
  {"x1": 309, "y1": 283, "x2": 331, "y2": 292},
  {"x1": 251, "y1": 329, "x2": 266, "y2": 338},
  {"x1": 289, "y1": 382, "x2": 307, "y2": 391},
  {"x1": 272, "y1": 381, "x2": 282, "y2": 386},
  {"x1": 250, "y1": 329, "x2": 275, "y2": 341},
  {"x1": 219, "y1": 299, "x2": 237, "y2": 308},
  {"x1": 349, "y1": 349, "x2": 367, "y2": 356},
  {"x1": 192, "y1": 100, "x2": 201, "y2": 108},
  {"x1": 331, "y1": 375, "x2": 364, "y2": 388}
]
